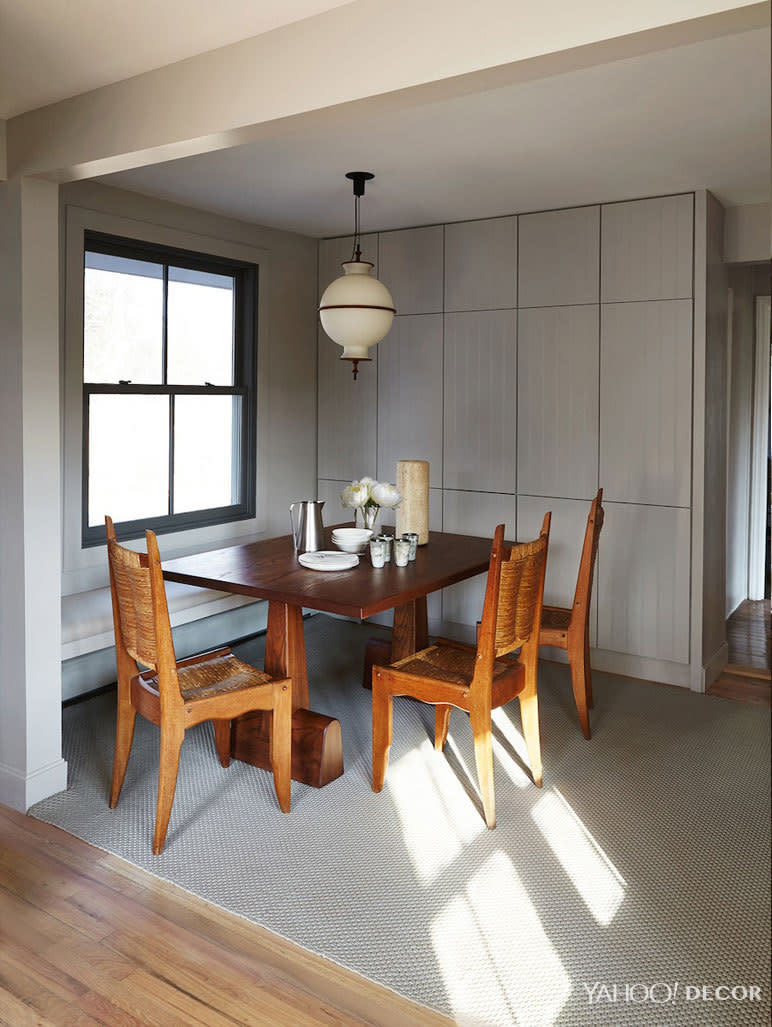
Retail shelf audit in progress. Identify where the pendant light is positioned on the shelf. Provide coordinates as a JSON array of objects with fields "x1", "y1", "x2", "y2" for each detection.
[{"x1": 319, "y1": 172, "x2": 396, "y2": 379}]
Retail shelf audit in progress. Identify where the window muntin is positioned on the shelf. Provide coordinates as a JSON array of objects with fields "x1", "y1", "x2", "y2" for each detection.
[{"x1": 82, "y1": 232, "x2": 257, "y2": 546}]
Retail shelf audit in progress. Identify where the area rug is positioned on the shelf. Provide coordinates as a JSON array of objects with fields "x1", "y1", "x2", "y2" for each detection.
[{"x1": 31, "y1": 616, "x2": 771, "y2": 1026}]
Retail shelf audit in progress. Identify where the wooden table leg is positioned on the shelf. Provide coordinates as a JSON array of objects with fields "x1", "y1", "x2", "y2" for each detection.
[
  {"x1": 231, "y1": 600, "x2": 344, "y2": 788},
  {"x1": 363, "y1": 595, "x2": 429, "y2": 687}
]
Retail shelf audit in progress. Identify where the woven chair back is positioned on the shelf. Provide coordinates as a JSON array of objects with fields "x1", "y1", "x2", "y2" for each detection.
[
  {"x1": 107, "y1": 539, "x2": 159, "y2": 669},
  {"x1": 493, "y1": 535, "x2": 548, "y2": 658}
]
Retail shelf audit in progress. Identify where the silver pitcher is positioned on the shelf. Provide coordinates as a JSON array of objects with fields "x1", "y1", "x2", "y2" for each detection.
[{"x1": 289, "y1": 500, "x2": 325, "y2": 554}]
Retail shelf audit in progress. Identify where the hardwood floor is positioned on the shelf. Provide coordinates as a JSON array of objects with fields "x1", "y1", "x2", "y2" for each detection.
[
  {"x1": 726, "y1": 599, "x2": 771, "y2": 670},
  {"x1": 708, "y1": 600, "x2": 771, "y2": 707},
  {"x1": 0, "y1": 804, "x2": 451, "y2": 1027}
]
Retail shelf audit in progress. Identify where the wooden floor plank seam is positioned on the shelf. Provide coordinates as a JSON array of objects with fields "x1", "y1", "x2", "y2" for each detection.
[{"x1": 0, "y1": 805, "x2": 452, "y2": 1027}]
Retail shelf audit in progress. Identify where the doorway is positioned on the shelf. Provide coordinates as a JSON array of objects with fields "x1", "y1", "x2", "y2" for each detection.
[{"x1": 718, "y1": 266, "x2": 771, "y2": 703}]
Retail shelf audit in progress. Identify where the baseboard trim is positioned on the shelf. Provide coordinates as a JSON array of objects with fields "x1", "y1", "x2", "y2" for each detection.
[
  {"x1": 701, "y1": 642, "x2": 729, "y2": 693},
  {"x1": 0, "y1": 757, "x2": 68, "y2": 812}
]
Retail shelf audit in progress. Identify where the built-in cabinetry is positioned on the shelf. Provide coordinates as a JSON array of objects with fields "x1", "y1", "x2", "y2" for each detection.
[{"x1": 317, "y1": 193, "x2": 698, "y2": 685}]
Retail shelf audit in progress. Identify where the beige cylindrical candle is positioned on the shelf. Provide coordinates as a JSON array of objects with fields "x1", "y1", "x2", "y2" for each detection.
[{"x1": 396, "y1": 460, "x2": 429, "y2": 544}]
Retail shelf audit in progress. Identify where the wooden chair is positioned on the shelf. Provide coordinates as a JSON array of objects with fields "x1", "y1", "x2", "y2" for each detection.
[
  {"x1": 372, "y1": 515, "x2": 550, "y2": 828},
  {"x1": 105, "y1": 516, "x2": 292, "y2": 854},
  {"x1": 539, "y1": 489, "x2": 604, "y2": 740}
]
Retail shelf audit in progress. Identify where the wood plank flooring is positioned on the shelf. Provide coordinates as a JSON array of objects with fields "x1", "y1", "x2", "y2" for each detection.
[
  {"x1": 708, "y1": 600, "x2": 771, "y2": 706},
  {"x1": 726, "y1": 599, "x2": 771, "y2": 670},
  {"x1": 0, "y1": 805, "x2": 452, "y2": 1027}
]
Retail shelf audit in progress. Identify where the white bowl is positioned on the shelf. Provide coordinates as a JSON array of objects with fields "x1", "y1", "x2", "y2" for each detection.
[
  {"x1": 332, "y1": 527, "x2": 372, "y2": 542},
  {"x1": 332, "y1": 527, "x2": 373, "y2": 553},
  {"x1": 334, "y1": 539, "x2": 370, "y2": 554}
]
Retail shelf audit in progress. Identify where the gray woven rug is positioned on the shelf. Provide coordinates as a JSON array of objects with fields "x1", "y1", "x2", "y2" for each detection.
[{"x1": 32, "y1": 616, "x2": 770, "y2": 1026}]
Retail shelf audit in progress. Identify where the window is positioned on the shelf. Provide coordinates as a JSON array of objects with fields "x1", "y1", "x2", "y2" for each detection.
[{"x1": 82, "y1": 232, "x2": 257, "y2": 545}]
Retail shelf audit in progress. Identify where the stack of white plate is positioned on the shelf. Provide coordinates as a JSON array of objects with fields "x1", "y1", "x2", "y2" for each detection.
[{"x1": 331, "y1": 527, "x2": 373, "y2": 553}]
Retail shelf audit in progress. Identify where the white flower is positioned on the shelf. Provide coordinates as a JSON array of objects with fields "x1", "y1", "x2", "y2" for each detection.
[
  {"x1": 371, "y1": 482, "x2": 402, "y2": 509},
  {"x1": 357, "y1": 476, "x2": 378, "y2": 491},
  {"x1": 341, "y1": 482, "x2": 370, "y2": 509}
]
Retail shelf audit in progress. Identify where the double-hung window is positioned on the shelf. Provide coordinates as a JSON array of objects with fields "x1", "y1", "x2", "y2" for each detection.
[{"x1": 82, "y1": 232, "x2": 257, "y2": 545}]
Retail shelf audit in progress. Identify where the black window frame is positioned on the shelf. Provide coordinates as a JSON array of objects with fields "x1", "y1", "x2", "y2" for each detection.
[{"x1": 81, "y1": 231, "x2": 258, "y2": 547}]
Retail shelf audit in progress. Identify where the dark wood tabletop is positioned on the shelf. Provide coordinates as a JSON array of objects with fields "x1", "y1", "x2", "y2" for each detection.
[{"x1": 162, "y1": 524, "x2": 493, "y2": 619}]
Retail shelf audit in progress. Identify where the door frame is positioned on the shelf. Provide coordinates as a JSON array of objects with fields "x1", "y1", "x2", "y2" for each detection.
[{"x1": 748, "y1": 294, "x2": 771, "y2": 600}]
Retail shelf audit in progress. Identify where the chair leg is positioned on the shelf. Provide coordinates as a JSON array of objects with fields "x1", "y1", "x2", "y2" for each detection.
[
  {"x1": 518, "y1": 691, "x2": 543, "y2": 788},
  {"x1": 153, "y1": 723, "x2": 185, "y2": 855},
  {"x1": 569, "y1": 651, "x2": 591, "y2": 740},
  {"x1": 212, "y1": 719, "x2": 232, "y2": 767},
  {"x1": 372, "y1": 675, "x2": 393, "y2": 792},
  {"x1": 470, "y1": 706, "x2": 496, "y2": 829},
  {"x1": 270, "y1": 684, "x2": 292, "y2": 814},
  {"x1": 109, "y1": 694, "x2": 137, "y2": 809},
  {"x1": 435, "y1": 704, "x2": 451, "y2": 751},
  {"x1": 584, "y1": 634, "x2": 594, "y2": 709}
]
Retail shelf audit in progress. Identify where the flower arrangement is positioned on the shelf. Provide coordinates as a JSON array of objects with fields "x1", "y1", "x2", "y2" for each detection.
[{"x1": 341, "y1": 476, "x2": 402, "y2": 532}]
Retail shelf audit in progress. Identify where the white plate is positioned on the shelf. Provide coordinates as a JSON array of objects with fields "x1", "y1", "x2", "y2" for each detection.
[{"x1": 298, "y1": 551, "x2": 360, "y2": 572}]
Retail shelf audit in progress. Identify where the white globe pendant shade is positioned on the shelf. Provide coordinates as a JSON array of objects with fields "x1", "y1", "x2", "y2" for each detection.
[{"x1": 319, "y1": 260, "x2": 396, "y2": 366}]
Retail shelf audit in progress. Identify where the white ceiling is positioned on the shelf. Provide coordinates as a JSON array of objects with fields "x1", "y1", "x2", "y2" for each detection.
[
  {"x1": 0, "y1": 0, "x2": 355, "y2": 118},
  {"x1": 93, "y1": 27, "x2": 770, "y2": 238}
]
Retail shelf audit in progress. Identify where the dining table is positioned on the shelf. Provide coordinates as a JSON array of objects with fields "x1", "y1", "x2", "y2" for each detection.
[{"x1": 162, "y1": 524, "x2": 493, "y2": 788}]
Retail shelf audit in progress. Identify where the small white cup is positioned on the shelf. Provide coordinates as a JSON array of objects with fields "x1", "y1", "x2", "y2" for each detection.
[
  {"x1": 369, "y1": 539, "x2": 385, "y2": 568},
  {"x1": 376, "y1": 535, "x2": 393, "y2": 562},
  {"x1": 394, "y1": 539, "x2": 410, "y2": 567}
]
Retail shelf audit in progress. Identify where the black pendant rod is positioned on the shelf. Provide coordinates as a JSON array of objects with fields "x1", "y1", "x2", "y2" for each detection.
[{"x1": 346, "y1": 171, "x2": 374, "y2": 262}]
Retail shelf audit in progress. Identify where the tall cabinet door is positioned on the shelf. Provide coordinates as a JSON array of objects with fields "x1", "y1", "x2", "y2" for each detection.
[
  {"x1": 377, "y1": 314, "x2": 444, "y2": 487},
  {"x1": 597, "y1": 503, "x2": 690, "y2": 664},
  {"x1": 378, "y1": 226, "x2": 444, "y2": 316},
  {"x1": 597, "y1": 193, "x2": 693, "y2": 665},
  {"x1": 317, "y1": 235, "x2": 378, "y2": 481},
  {"x1": 601, "y1": 194, "x2": 693, "y2": 303},
  {"x1": 517, "y1": 305, "x2": 599, "y2": 500},
  {"x1": 443, "y1": 310, "x2": 517, "y2": 493},
  {"x1": 600, "y1": 299, "x2": 692, "y2": 507}
]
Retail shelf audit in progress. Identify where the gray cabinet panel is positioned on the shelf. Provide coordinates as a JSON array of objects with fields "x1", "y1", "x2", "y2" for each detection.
[
  {"x1": 444, "y1": 216, "x2": 517, "y2": 311},
  {"x1": 443, "y1": 310, "x2": 517, "y2": 493},
  {"x1": 600, "y1": 300, "x2": 692, "y2": 507},
  {"x1": 517, "y1": 306, "x2": 599, "y2": 499},
  {"x1": 518, "y1": 206, "x2": 600, "y2": 307},
  {"x1": 378, "y1": 226, "x2": 444, "y2": 315},
  {"x1": 316, "y1": 479, "x2": 355, "y2": 528},
  {"x1": 441, "y1": 490, "x2": 516, "y2": 628},
  {"x1": 597, "y1": 502, "x2": 690, "y2": 663},
  {"x1": 518, "y1": 495, "x2": 597, "y2": 645},
  {"x1": 377, "y1": 315, "x2": 443, "y2": 488},
  {"x1": 601, "y1": 194, "x2": 693, "y2": 302},
  {"x1": 317, "y1": 328, "x2": 377, "y2": 481}
]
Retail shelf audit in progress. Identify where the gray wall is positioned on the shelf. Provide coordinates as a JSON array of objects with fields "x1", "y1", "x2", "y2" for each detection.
[
  {"x1": 318, "y1": 193, "x2": 702, "y2": 686},
  {"x1": 726, "y1": 261, "x2": 770, "y2": 614},
  {"x1": 59, "y1": 181, "x2": 319, "y2": 594},
  {"x1": 0, "y1": 178, "x2": 67, "y2": 809},
  {"x1": 58, "y1": 181, "x2": 319, "y2": 696}
]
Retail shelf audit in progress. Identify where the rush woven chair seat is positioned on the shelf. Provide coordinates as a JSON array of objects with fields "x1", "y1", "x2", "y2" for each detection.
[
  {"x1": 539, "y1": 489, "x2": 604, "y2": 739},
  {"x1": 105, "y1": 516, "x2": 292, "y2": 854},
  {"x1": 372, "y1": 515, "x2": 550, "y2": 829}
]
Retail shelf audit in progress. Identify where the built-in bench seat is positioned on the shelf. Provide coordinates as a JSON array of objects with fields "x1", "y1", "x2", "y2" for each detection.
[{"x1": 62, "y1": 582, "x2": 259, "y2": 661}]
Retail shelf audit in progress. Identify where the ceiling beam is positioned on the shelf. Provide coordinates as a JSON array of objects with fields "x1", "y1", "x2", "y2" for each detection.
[{"x1": 6, "y1": 0, "x2": 766, "y2": 182}]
